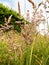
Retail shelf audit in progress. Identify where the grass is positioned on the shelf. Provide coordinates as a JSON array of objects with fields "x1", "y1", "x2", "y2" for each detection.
[{"x1": 0, "y1": 30, "x2": 49, "y2": 65}]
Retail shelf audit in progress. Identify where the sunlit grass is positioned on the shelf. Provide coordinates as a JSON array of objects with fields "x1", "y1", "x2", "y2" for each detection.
[{"x1": 0, "y1": 31, "x2": 49, "y2": 65}]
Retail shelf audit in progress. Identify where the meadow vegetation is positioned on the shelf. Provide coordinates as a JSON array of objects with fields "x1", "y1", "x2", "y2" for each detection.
[{"x1": 0, "y1": 3, "x2": 49, "y2": 65}]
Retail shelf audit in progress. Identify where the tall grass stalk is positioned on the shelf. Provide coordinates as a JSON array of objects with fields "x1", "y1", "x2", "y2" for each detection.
[{"x1": 29, "y1": 37, "x2": 36, "y2": 65}]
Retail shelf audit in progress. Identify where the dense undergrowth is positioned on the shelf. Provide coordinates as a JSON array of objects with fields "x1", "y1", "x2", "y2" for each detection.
[{"x1": 0, "y1": 30, "x2": 49, "y2": 65}]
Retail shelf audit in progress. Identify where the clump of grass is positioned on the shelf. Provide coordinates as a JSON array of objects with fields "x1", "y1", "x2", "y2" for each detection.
[{"x1": 0, "y1": 31, "x2": 49, "y2": 65}]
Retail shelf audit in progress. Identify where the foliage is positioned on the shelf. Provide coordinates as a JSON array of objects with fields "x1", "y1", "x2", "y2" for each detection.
[{"x1": 0, "y1": 3, "x2": 28, "y2": 32}]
